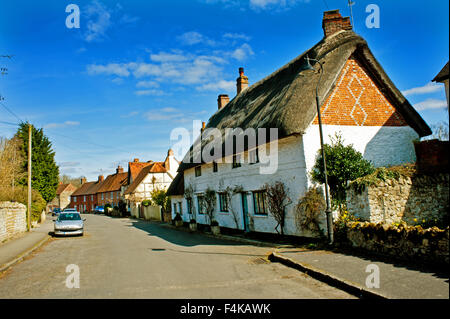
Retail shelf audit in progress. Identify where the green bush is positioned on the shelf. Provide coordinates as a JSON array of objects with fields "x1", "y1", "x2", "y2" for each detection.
[
  {"x1": 141, "y1": 199, "x2": 151, "y2": 207},
  {"x1": 0, "y1": 186, "x2": 46, "y2": 222},
  {"x1": 311, "y1": 133, "x2": 374, "y2": 211},
  {"x1": 210, "y1": 220, "x2": 219, "y2": 227},
  {"x1": 295, "y1": 187, "x2": 325, "y2": 236},
  {"x1": 173, "y1": 213, "x2": 182, "y2": 221}
]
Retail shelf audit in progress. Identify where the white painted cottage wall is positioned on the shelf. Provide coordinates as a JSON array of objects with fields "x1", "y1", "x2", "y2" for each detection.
[
  {"x1": 181, "y1": 135, "x2": 317, "y2": 236},
  {"x1": 134, "y1": 172, "x2": 174, "y2": 199}
]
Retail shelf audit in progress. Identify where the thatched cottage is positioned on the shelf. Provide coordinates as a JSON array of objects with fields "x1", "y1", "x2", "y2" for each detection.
[{"x1": 167, "y1": 10, "x2": 431, "y2": 237}]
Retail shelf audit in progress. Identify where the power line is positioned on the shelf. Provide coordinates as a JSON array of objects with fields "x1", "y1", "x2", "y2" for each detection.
[
  {"x1": 0, "y1": 101, "x2": 23, "y2": 123},
  {"x1": 0, "y1": 120, "x2": 19, "y2": 126},
  {"x1": 322, "y1": 0, "x2": 329, "y2": 10}
]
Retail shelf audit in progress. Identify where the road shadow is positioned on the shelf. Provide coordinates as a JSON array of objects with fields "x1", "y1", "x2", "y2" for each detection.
[{"x1": 126, "y1": 218, "x2": 274, "y2": 248}]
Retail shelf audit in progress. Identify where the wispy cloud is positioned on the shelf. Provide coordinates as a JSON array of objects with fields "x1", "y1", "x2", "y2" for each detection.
[
  {"x1": 84, "y1": 0, "x2": 112, "y2": 42},
  {"x1": 196, "y1": 80, "x2": 235, "y2": 92},
  {"x1": 230, "y1": 43, "x2": 254, "y2": 61},
  {"x1": 201, "y1": 0, "x2": 310, "y2": 11},
  {"x1": 413, "y1": 99, "x2": 447, "y2": 111},
  {"x1": 402, "y1": 82, "x2": 442, "y2": 96},
  {"x1": 87, "y1": 63, "x2": 131, "y2": 77},
  {"x1": 44, "y1": 121, "x2": 80, "y2": 129},
  {"x1": 177, "y1": 31, "x2": 217, "y2": 46},
  {"x1": 135, "y1": 89, "x2": 165, "y2": 96}
]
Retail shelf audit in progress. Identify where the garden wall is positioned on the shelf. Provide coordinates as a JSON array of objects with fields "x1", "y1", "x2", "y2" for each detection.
[
  {"x1": 344, "y1": 222, "x2": 449, "y2": 265},
  {"x1": 346, "y1": 173, "x2": 449, "y2": 225},
  {"x1": 0, "y1": 201, "x2": 27, "y2": 243}
]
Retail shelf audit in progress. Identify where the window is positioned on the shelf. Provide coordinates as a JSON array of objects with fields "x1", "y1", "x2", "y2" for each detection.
[
  {"x1": 91, "y1": 195, "x2": 94, "y2": 201},
  {"x1": 253, "y1": 191, "x2": 267, "y2": 215},
  {"x1": 249, "y1": 148, "x2": 259, "y2": 164},
  {"x1": 197, "y1": 195, "x2": 205, "y2": 214},
  {"x1": 110, "y1": 192, "x2": 113, "y2": 200},
  {"x1": 178, "y1": 202, "x2": 182, "y2": 214},
  {"x1": 232, "y1": 154, "x2": 242, "y2": 168},
  {"x1": 83, "y1": 195, "x2": 86, "y2": 202},
  {"x1": 74, "y1": 197, "x2": 77, "y2": 203},
  {"x1": 219, "y1": 193, "x2": 229, "y2": 212},
  {"x1": 173, "y1": 203, "x2": 177, "y2": 214},
  {"x1": 74, "y1": 205, "x2": 77, "y2": 211},
  {"x1": 195, "y1": 166, "x2": 202, "y2": 177},
  {"x1": 213, "y1": 161, "x2": 218, "y2": 172},
  {"x1": 186, "y1": 198, "x2": 193, "y2": 215},
  {"x1": 101, "y1": 193, "x2": 104, "y2": 200}
]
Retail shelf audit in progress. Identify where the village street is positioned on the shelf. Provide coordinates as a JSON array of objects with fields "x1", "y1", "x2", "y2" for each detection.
[{"x1": 0, "y1": 214, "x2": 353, "y2": 299}]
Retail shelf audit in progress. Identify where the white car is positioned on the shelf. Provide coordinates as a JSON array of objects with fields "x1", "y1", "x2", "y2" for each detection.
[{"x1": 54, "y1": 212, "x2": 85, "y2": 236}]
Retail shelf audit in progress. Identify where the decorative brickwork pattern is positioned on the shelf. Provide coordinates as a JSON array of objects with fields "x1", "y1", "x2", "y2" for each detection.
[{"x1": 313, "y1": 57, "x2": 408, "y2": 127}]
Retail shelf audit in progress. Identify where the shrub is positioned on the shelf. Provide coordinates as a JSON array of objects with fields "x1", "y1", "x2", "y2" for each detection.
[
  {"x1": 264, "y1": 181, "x2": 291, "y2": 235},
  {"x1": 141, "y1": 200, "x2": 151, "y2": 207},
  {"x1": 311, "y1": 133, "x2": 374, "y2": 211},
  {"x1": 0, "y1": 186, "x2": 46, "y2": 222},
  {"x1": 295, "y1": 187, "x2": 325, "y2": 236},
  {"x1": 190, "y1": 218, "x2": 197, "y2": 224},
  {"x1": 173, "y1": 213, "x2": 182, "y2": 221}
]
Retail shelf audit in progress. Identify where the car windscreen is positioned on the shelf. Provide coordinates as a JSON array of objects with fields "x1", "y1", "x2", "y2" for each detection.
[{"x1": 58, "y1": 213, "x2": 81, "y2": 221}]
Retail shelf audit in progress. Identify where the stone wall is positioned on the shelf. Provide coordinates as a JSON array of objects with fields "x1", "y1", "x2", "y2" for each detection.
[
  {"x1": 346, "y1": 173, "x2": 449, "y2": 225},
  {"x1": 344, "y1": 222, "x2": 449, "y2": 265},
  {"x1": 0, "y1": 201, "x2": 27, "y2": 243}
]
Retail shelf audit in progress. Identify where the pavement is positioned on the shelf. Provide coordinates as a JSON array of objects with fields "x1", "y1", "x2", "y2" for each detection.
[
  {"x1": 0, "y1": 214, "x2": 53, "y2": 273},
  {"x1": 269, "y1": 247, "x2": 449, "y2": 299}
]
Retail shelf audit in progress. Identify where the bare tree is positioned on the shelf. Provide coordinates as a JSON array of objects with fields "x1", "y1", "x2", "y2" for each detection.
[
  {"x1": 264, "y1": 181, "x2": 292, "y2": 235},
  {"x1": 0, "y1": 136, "x2": 25, "y2": 192}
]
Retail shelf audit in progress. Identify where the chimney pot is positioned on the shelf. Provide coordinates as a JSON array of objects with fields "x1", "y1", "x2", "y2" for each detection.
[
  {"x1": 322, "y1": 9, "x2": 352, "y2": 38},
  {"x1": 133, "y1": 158, "x2": 139, "y2": 162},
  {"x1": 217, "y1": 94, "x2": 230, "y2": 110},
  {"x1": 98, "y1": 175, "x2": 104, "y2": 182},
  {"x1": 116, "y1": 166, "x2": 124, "y2": 174},
  {"x1": 80, "y1": 177, "x2": 87, "y2": 185},
  {"x1": 201, "y1": 122, "x2": 206, "y2": 133},
  {"x1": 236, "y1": 67, "x2": 249, "y2": 95}
]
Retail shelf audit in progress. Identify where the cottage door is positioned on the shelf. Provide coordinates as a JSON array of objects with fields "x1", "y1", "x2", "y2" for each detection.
[{"x1": 241, "y1": 193, "x2": 249, "y2": 232}]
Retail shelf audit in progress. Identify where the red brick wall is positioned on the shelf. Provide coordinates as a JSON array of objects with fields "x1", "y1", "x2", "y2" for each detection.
[
  {"x1": 313, "y1": 57, "x2": 407, "y2": 127},
  {"x1": 69, "y1": 194, "x2": 98, "y2": 212}
]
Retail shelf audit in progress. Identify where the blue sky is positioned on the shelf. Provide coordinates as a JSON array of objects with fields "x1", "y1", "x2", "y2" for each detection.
[{"x1": 0, "y1": 0, "x2": 448, "y2": 180}]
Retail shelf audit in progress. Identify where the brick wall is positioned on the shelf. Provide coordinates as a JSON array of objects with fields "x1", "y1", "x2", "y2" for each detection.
[
  {"x1": 313, "y1": 57, "x2": 408, "y2": 127},
  {"x1": 0, "y1": 201, "x2": 27, "y2": 243}
]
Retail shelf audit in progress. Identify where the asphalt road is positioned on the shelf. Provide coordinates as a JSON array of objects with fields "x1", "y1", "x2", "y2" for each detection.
[{"x1": 0, "y1": 214, "x2": 353, "y2": 299}]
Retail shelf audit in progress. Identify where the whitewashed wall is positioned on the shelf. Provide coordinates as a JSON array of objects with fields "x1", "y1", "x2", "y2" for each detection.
[
  {"x1": 302, "y1": 125, "x2": 419, "y2": 175},
  {"x1": 133, "y1": 172, "x2": 174, "y2": 200},
  {"x1": 181, "y1": 135, "x2": 318, "y2": 236}
]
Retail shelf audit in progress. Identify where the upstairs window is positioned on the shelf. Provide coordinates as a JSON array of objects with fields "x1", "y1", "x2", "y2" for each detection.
[
  {"x1": 195, "y1": 166, "x2": 202, "y2": 177},
  {"x1": 249, "y1": 148, "x2": 259, "y2": 164},
  {"x1": 232, "y1": 155, "x2": 242, "y2": 168}
]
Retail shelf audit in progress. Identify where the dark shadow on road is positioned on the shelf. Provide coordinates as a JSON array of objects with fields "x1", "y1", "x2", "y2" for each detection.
[
  {"x1": 126, "y1": 218, "x2": 274, "y2": 248},
  {"x1": 148, "y1": 247, "x2": 267, "y2": 258}
]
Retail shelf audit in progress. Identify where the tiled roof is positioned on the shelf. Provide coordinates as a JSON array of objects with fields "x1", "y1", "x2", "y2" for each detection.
[
  {"x1": 124, "y1": 162, "x2": 168, "y2": 195},
  {"x1": 129, "y1": 161, "x2": 153, "y2": 182},
  {"x1": 56, "y1": 183, "x2": 77, "y2": 195},
  {"x1": 72, "y1": 182, "x2": 96, "y2": 196},
  {"x1": 97, "y1": 172, "x2": 128, "y2": 193}
]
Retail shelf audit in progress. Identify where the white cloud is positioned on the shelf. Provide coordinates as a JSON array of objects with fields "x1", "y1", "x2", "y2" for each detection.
[
  {"x1": 87, "y1": 63, "x2": 131, "y2": 77},
  {"x1": 196, "y1": 80, "x2": 235, "y2": 92},
  {"x1": 135, "y1": 89, "x2": 165, "y2": 96},
  {"x1": 150, "y1": 52, "x2": 189, "y2": 63},
  {"x1": 45, "y1": 121, "x2": 80, "y2": 129},
  {"x1": 177, "y1": 31, "x2": 216, "y2": 46},
  {"x1": 223, "y1": 33, "x2": 251, "y2": 41},
  {"x1": 201, "y1": 0, "x2": 309, "y2": 11},
  {"x1": 136, "y1": 80, "x2": 160, "y2": 88},
  {"x1": 402, "y1": 82, "x2": 442, "y2": 96},
  {"x1": 230, "y1": 43, "x2": 254, "y2": 61},
  {"x1": 84, "y1": 0, "x2": 112, "y2": 42},
  {"x1": 414, "y1": 99, "x2": 448, "y2": 111}
]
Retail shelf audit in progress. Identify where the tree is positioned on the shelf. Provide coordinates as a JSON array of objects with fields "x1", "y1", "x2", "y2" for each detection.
[
  {"x1": 150, "y1": 188, "x2": 170, "y2": 216},
  {"x1": 59, "y1": 174, "x2": 83, "y2": 188},
  {"x1": 15, "y1": 122, "x2": 60, "y2": 202},
  {"x1": 264, "y1": 181, "x2": 291, "y2": 235},
  {"x1": 311, "y1": 133, "x2": 375, "y2": 210},
  {"x1": 0, "y1": 136, "x2": 25, "y2": 191},
  {"x1": 203, "y1": 187, "x2": 217, "y2": 225}
]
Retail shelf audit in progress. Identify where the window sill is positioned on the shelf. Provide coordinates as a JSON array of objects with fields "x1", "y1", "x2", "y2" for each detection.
[{"x1": 252, "y1": 214, "x2": 268, "y2": 218}]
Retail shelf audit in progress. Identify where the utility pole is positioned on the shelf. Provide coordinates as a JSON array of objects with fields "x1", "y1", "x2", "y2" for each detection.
[{"x1": 27, "y1": 123, "x2": 32, "y2": 231}]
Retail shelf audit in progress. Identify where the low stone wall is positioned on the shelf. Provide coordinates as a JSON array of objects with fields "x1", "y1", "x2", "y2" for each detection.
[
  {"x1": 0, "y1": 201, "x2": 27, "y2": 243},
  {"x1": 346, "y1": 173, "x2": 449, "y2": 225},
  {"x1": 344, "y1": 222, "x2": 449, "y2": 265}
]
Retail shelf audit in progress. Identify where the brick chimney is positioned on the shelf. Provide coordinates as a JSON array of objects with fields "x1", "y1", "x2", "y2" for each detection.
[
  {"x1": 217, "y1": 94, "x2": 230, "y2": 110},
  {"x1": 236, "y1": 67, "x2": 249, "y2": 95},
  {"x1": 201, "y1": 121, "x2": 206, "y2": 133},
  {"x1": 98, "y1": 175, "x2": 104, "y2": 182},
  {"x1": 80, "y1": 177, "x2": 87, "y2": 185},
  {"x1": 133, "y1": 158, "x2": 139, "y2": 163},
  {"x1": 116, "y1": 165, "x2": 124, "y2": 174},
  {"x1": 322, "y1": 9, "x2": 352, "y2": 38}
]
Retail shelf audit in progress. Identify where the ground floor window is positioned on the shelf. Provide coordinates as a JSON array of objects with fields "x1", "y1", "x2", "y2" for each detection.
[
  {"x1": 186, "y1": 198, "x2": 193, "y2": 215},
  {"x1": 197, "y1": 195, "x2": 205, "y2": 215},
  {"x1": 252, "y1": 190, "x2": 267, "y2": 215},
  {"x1": 218, "y1": 193, "x2": 229, "y2": 212}
]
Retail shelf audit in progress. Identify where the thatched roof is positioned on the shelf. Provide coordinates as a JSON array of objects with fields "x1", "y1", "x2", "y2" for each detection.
[
  {"x1": 166, "y1": 173, "x2": 184, "y2": 197},
  {"x1": 178, "y1": 30, "x2": 431, "y2": 172}
]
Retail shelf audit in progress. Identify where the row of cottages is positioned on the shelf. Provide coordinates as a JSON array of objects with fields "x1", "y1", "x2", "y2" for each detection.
[
  {"x1": 47, "y1": 183, "x2": 77, "y2": 211},
  {"x1": 68, "y1": 149, "x2": 179, "y2": 213},
  {"x1": 167, "y1": 10, "x2": 431, "y2": 237}
]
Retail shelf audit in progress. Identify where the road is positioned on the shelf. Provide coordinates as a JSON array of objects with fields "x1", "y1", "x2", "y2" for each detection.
[{"x1": 0, "y1": 214, "x2": 353, "y2": 298}]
